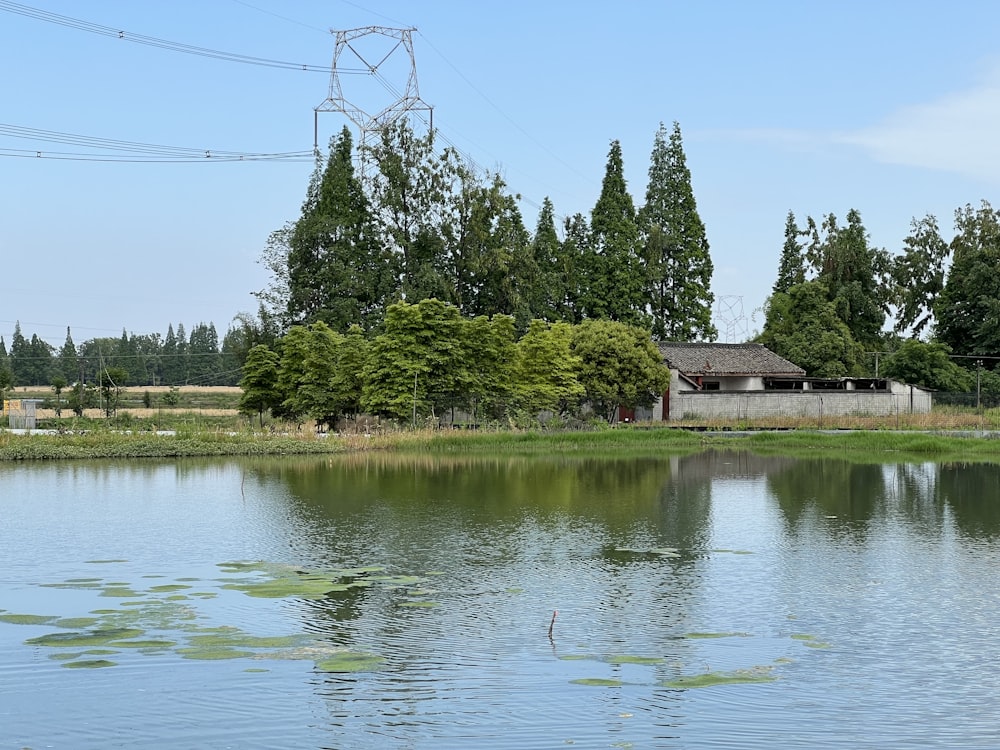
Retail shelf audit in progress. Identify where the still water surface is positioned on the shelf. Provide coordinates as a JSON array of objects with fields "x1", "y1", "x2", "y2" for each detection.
[{"x1": 1, "y1": 451, "x2": 999, "y2": 749}]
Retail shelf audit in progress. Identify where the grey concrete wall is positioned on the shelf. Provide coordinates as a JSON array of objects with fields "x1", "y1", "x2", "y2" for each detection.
[{"x1": 661, "y1": 387, "x2": 931, "y2": 421}]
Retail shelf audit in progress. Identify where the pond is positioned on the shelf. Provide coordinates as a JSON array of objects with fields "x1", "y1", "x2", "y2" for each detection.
[{"x1": 1, "y1": 450, "x2": 999, "y2": 749}]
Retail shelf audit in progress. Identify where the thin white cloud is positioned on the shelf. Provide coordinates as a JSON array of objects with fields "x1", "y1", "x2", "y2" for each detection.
[{"x1": 836, "y1": 70, "x2": 1000, "y2": 183}]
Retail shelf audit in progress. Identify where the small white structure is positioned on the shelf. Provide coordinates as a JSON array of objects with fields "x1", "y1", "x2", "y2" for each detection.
[
  {"x1": 646, "y1": 343, "x2": 931, "y2": 421},
  {"x1": 2, "y1": 399, "x2": 40, "y2": 429}
]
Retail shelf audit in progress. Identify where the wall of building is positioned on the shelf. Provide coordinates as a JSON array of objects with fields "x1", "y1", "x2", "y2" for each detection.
[{"x1": 660, "y1": 387, "x2": 931, "y2": 421}]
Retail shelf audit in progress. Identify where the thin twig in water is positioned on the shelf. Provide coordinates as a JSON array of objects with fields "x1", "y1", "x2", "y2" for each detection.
[{"x1": 548, "y1": 610, "x2": 558, "y2": 640}]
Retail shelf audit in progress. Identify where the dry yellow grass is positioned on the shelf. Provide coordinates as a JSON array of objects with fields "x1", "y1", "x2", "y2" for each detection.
[{"x1": 35, "y1": 408, "x2": 239, "y2": 419}]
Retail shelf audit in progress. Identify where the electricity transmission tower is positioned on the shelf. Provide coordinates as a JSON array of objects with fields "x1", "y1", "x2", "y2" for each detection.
[
  {"x1": 714, "y1": 295, "x2": 749, "y2": 343},
  {"x1": 314, "y1": 26, "x2": 433, "y2": 179}
]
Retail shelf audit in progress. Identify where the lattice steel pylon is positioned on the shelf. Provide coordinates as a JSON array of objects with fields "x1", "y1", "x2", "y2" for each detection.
[
  {"x1": 714, "y1": 295, "x2": 749, "y2": 343},
  {"x1": 314, "y1": 26, "x2": 433, "y2": 179}
]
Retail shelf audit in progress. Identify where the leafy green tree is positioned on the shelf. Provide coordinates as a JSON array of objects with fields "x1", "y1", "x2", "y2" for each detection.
[
  {"x1": 457, "y1": 177, "x2": 535, "y2": 329},
  {"x1": 570, "y1": 319, "x2": 670, "y2": 422},
  {"x1": 892, "y1": 215, "x2": 949, "y2": 337},
  {"x1": 9, "y1": 322, "x2": 28, "y2": 385},
  {"x1": 68, "y1": 381, "x2": 96, "y2": 417},
  {"x1": 773, "y1": 210, "x2": 807, "y2": 295},
  {"x1": 583, "y1": 140, "x2": 644, "y2": 324},
  {"x1": 512, "y1": 320, "x2": 585, "y2": 417},
  {"x1": 286, "y1": 127, "x2": 395, "y2": 331},
  {"x1": 935, "y1": 201, "x2": 1000, "y2": 357},
  {"x1": 527, "y1": 197, "x2": 564, "y2": 322},
  {"x1": 50, "y1": 375, "x2": 68, "y2": 418},
  {"x1": 557, "y1": 213, "x2": 590, "y2": 323},
  {"x1": 881, "y1": 340, "x2": 971, "y2": 391},
  {"x1": 160, "y1": 324, "x2": 181, "y2": 385},
  {"x1": 0, "y1": 349, "x2": 12, "y2": 404},
  {"x1": 58, "y1": 327, "x2": 79, "y2": 384},
  {"x1": 238, "y1": 344, "x2": 282, "y2": 427},
  {"x1": 130, "y1": 333, "x2": 162, "y2": 387},
  {"x1": 175, "y1": 323, "x2": 189, "y2": 384},
  {"x1": 366, "y1": 121, "x2": 451, "y2": 303},
  {"x1": 758, "y1": 281, "x2": 864, "y2": 377},
  {"x1": 329, "y1": 325, "x2": 369, "y2": 420},
  {"x1": 187, "y1": 322, "x2": 222, "y2": 385},
  {"x1": 362, "y1": 299, "x2": 466, "y2": 422},
  {"x1": 639, "y1": 122, "x2": 716, "y2": 340},
  {"x1": 808, "y1": 210, "x2": 890, "y2": 349},
  {"x1": 254, "y1": 222, "x2": 294, "y2": 331},
  {"x1": 276, "y1": 323, "x2": 342, "y2": 429},
  {"x1": 98, "y1": 366, "x2": 128, "y2": 418},
  {"x1": 463, "y1": 314, "x2": 516, "y2": 421}
]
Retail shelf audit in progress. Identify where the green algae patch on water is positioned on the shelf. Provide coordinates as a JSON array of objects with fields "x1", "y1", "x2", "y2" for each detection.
[
  {"x1": 791, "y1": 633, "x2": 830, "y2": 648},
  {"x1": 314, "y1": 651, "x2": 385, "y2": 673},
  {"x1": 605, "y1": 654, "x2": 664, "y2": 666},
  {"x1": 187, "y1": 633, "x2": 306, "y2": 650},
  {"x1": 0, "y1": 613, "x2": 58, "y2": 626},
  {"x1": 62, "y1": 659, "x2": 117, "y2": 669},
  {"x1": 52, "y1": 617, "x2": 101, "y2": 630},
  {"x1": 221, "y1": 576, "x2": 351, "y2": 599},
  {"x1": 107, "y1": 639, "x2": 177, "y2": 650},
  {"x1": 177, "y1": 647, "x2": 256, "y2": 660},
  {"x1": 149, "y1": 584, "x2": 191, "y2": 593},
  {"x1": 100, "y1": 587, "x2": 141, "y2": 598},
  {"x1": 26, "y1": 627, "x2": 144, "y2": 648},
  {"x1": 571, "y1": 678, "x2": 624, "y2": 687},
  {"x1": 663, "y1": 668, "x2": 776, "y2": 689},
  {"x1": 48, "y1": 651, "x2": 85, "y2": 661}
]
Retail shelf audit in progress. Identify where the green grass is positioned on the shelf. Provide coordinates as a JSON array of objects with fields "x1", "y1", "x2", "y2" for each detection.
[{"x1": 3, "y1": 422, "x2": 1000, "y2": 462}]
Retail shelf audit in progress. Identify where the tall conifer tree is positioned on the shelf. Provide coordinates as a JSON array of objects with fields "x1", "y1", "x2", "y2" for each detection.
[
  {"x1": 287, "y1": 126, "x2": 394, "y2": 331},
  {"x1": 584, "y1": 140, "x2": 644, "y2": 324},
  {"x1": 639, "y1": 122, "x2": 715, "y2": 341}
]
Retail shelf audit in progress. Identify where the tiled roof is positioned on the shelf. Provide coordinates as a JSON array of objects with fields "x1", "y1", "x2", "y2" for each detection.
[{"x1": 657, "y1": 342, "x2": 806, "y2": 376}]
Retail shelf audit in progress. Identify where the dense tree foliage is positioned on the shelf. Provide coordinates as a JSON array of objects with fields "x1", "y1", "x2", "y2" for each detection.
[
  {"x1": 640, "y1": 122, "x2": 716, "y2": 341},
  {"x1": 570, "y1": 319, "x2": 671, "y2": 422},
  {"x1": 758, "y1": 281, "x2": 864, "y2": 377},
  {"x1": 582, "y1": 140, "x2": 644, "y2": 324},
  {"x1": 233, "y1": 304, "x2": 669, "y2": 428},
  {"x1": 934, "y1": 201, "x2": 1000, "y2": 358},
  {"x1": 253, "y1": 120, "x2": 718, "y2": 341},
  {"x1": 891, "y1": 215, "x2": 948, "y2": 338},
  {"x1": 760, "y1": 209, "x2": 889, "y2": 374},
  {"x1": 511, "y1": 320, "x2": 584, "y2": 417},
  {"x1": 880, "y1": 340, "x2": 972, "y2": 392},
  {"x1": 238, "y1": 344, "x2": 281, "y2": 426}
]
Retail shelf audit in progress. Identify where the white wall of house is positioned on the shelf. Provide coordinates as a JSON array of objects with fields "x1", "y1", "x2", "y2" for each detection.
[{"x1": 659, "y1": 387, "x2": 931, "y2": 421}]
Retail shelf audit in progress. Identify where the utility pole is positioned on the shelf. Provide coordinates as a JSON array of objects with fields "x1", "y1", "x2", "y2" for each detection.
[{"x1": 314, "y1": 26, "x2": 433, "y2": 181}]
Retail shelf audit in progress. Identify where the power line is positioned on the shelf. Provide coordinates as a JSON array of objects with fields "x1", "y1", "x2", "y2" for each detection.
[
  {"x1": 0, "y1": 122, "x2": 314, "y2": 163},
  {"x1": 0, "y1": 0, "x2": 357, "y2": 73}
]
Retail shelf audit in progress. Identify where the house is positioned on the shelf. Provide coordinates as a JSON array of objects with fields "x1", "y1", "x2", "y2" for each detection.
[{"x1": 643, "y1": 342, "x2": 931, "y2": 422}]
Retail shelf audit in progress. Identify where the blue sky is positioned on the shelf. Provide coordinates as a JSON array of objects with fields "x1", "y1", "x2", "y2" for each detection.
[{"x1": 3, "y1": 1, "x2": 999, "y2": 349}]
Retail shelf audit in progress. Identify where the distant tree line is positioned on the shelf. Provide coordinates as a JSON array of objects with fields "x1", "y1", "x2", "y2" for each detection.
[
  {"x1": 758, "y1": 201, "x2": 1000, "y2": 395},
  {"x1": 0, "y1": 315, "x2": 279, "y2": 390}
]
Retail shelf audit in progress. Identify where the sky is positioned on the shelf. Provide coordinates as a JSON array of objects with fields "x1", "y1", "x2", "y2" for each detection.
[{"x1": 3, "y1": 1, "x2": 1000, "y2": 349}]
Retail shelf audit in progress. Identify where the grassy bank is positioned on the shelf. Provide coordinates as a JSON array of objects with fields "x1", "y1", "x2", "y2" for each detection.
[{"x1": 4, "y1": 424, "x2": 998, "y2": 463}]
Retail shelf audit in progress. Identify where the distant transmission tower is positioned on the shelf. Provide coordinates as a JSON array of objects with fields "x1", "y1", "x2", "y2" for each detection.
[
  {"x1": 314, "y1": 26, "x2": 433, "y2": 179},
  {"x1": 714, "y1": 295, "x2": 749, "y2": 343}
]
